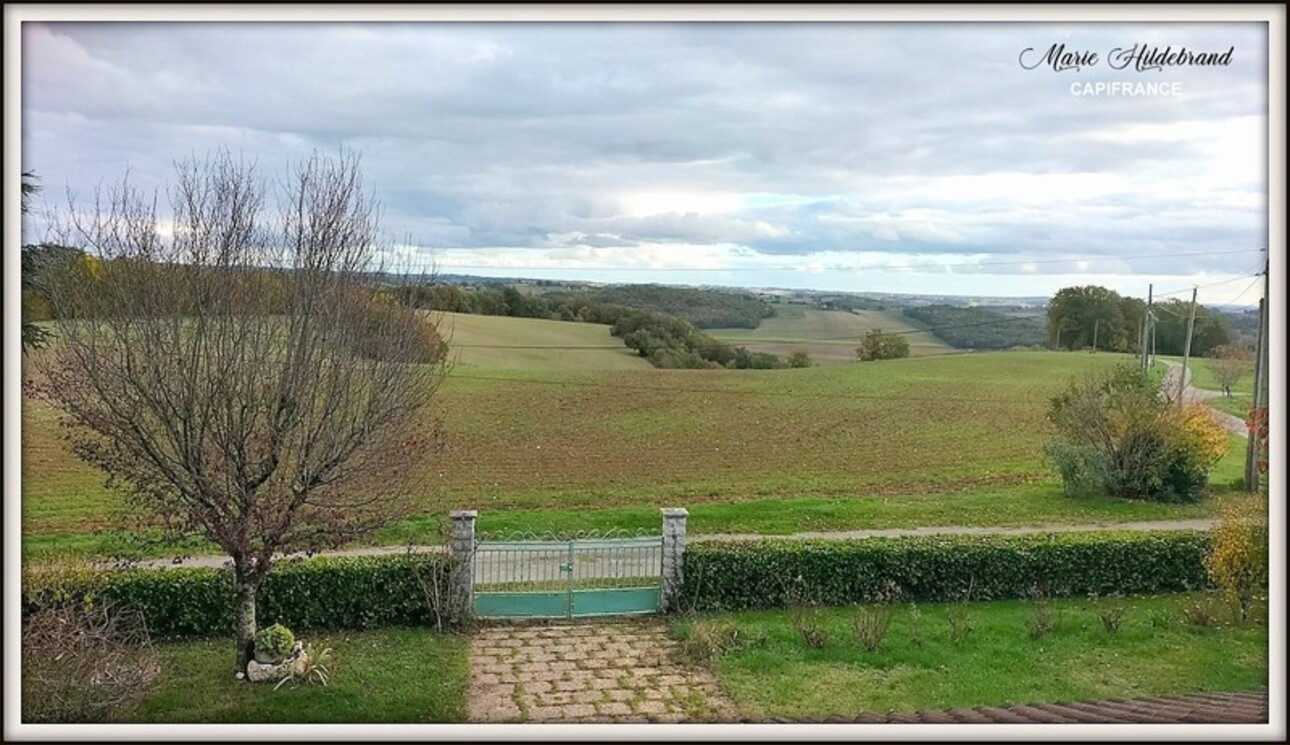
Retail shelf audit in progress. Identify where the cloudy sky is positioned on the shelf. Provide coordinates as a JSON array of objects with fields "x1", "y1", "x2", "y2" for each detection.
[{"x1": 20, "y1": 20, "x2": 1270, "y2": 302}]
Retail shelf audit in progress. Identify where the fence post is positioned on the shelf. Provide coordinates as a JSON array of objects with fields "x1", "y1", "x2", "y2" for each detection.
[
  {"x1": 449, "y1": 510, "x2": 477, "y2": 623},
  {"x1": 660, "y1": 508, "x2": 689, "y2": 612}
]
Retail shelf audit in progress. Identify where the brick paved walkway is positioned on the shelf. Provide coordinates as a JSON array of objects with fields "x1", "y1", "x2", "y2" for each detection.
[{"x1": 467, "y1": 619, "x2": 740, "y2": 723}]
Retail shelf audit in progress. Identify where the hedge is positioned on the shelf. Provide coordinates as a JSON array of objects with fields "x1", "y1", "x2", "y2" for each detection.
[
  {"x1": 676, "y1": 530, "x2": 1212, "y2": 612},
  {"x1": 24, "y1": 531, "x2": 1213, "y2": 635},
  {"x1": 23, "y1": 553, "x2": 454, "y2": 639}
]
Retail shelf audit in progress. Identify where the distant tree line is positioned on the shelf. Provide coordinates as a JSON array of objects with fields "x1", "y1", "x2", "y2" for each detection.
[
  {"x1": 587, "y1": 284, "x2": 775, "y2": 329},
  {"x1": 395, "y1": 282, "x2": 792, "y2": 370},
  {"x1": 394, "y1": 283, "x2": 639, "y2": 325},
  {"x1": 1047, "y1": 285, "x2": 1232, "y2": 357},
  {"x1": 610, "y1": 311, "x2": 787, "y2": 369},
  {"x1": 903, "y1": 305, "x2": 1049, "y2": 350}
]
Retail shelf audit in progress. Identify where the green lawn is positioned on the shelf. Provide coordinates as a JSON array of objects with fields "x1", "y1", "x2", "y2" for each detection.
[
  {"x1": 131, "y1": 628, "x2": 469, "y2": 723},
  {"x1": 675, "y1": 593, "x2": 1267, "y2": 719}
]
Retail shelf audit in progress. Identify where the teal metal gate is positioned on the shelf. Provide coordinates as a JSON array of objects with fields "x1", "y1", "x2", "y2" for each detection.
[{"x1": 473, "y1": 532, "x2": 664, "y2": 619}]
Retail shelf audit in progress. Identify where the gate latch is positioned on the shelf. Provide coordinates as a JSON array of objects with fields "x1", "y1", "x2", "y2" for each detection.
[{"x1": 559, "y1": 562, "x2": 573, "y2": 574}]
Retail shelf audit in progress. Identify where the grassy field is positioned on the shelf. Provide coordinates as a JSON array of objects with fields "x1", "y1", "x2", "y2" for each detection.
[
  {"x1": 708, "y1": 304, "x2": 950, "y2": 364},
  {"x1": 675, "y1": 593, "x2": 1267, "y2": 719},
  {"x1": 22, "y1": 329, "x2": 1254, "y2": 558},
  {"x1": 436, "y1": 311, "x2": 650, "y2": 371},
  {"x1": 130, "y1": 628, "x2": 468, "y2": 723}
]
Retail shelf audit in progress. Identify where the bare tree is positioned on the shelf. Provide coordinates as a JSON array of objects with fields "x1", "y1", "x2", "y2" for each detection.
[
  {"x1": 30, "y1": 150, "x2": 447, "y2": 673},
  {"x1": 1208, "y1": 343, "x2": 1252, "y2": 398}
]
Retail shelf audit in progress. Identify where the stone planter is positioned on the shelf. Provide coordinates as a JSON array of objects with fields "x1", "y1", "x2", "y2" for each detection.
[
  {"x1": 246, "y1": 658, "x2": 292, "y2": 683},
  {"x1": 254, "y1": 650, "x2": 285, "y2": 665}
]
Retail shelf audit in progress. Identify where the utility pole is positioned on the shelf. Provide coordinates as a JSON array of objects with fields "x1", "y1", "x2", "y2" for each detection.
[
  {"x1": 1176, "y1": 287, "x2": 1198, "y2": 406},
  {"x1": 1141, "y1": 284, "x2": 1153, "y2": 371},
  {"x1": 1244, "y1": 262, "x2": 1270, "y2": 491},
  {"x1": 1092, "y1": 318, "x2": 1099, "y2": 353}
]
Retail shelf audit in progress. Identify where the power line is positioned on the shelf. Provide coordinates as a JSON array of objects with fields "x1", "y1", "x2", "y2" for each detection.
[{"x1": 1152, "y1": 268, "x2": 1267, "y2": 299}]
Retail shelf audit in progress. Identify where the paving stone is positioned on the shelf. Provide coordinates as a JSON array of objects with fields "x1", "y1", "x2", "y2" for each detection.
[
  {"x1": 573, "y1": 689, "x2": 607, "y2": 705},
  {"x1": 597, "y1": 702, "x2": 634, "y2": 717},
  {"x1": 469, "y1": 620, "x2": 742, "y2": 723},
  {"x1": 636, "y1": 700, "x2": 668, "y2": 715},
  {"x1": 527, "y1": 705, "x2": 566, "y2": 722},
  {"x1": 561, "y1": 703, "x2": 596, "y2": 718}
]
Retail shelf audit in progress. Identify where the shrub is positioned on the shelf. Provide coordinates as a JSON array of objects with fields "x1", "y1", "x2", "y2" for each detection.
[
  {"x1": 1028, "y1": 601, "x2": 1057, "y2": 639},
  {"x1": 1205, "y1": 497, "x2": 1269, "y2": 625},
  {"x1": 1045, "y1": 364, "x2": 1226, "y2": 503},
  {"x1": 1026, "y1": 581, "x2": 1059, "y2": 639},
  {"x1": 906, "y1": 603, "x2": 926, "y2": 648},
  {"x1": 856, "y1": 329, "x2": 910, "y2": 361},
  {"x1": 254, "y1": 623, "x2": 295, "y2": 662},
  {"x1": 853, "y1": 605, "x2": 895, "y2": 652},
  {"x1": 22, "y1": 602, "x2": 161, "y2": 723},
  {"x1": 793, "y1": 614, "x2": 830, "y2": 649},
  {"x1": 677, "y1": 531, "x2": 1210, "y2": 613},
  {"x1": 1181, "y1": 595, "x2": 1222, "y2": 629},
  {"x1": 22, "y1": 553, "x2": 457, "y2": 639},
  {"x1": 946, "y1": 604, "x2": 975, "y2": 646},
  {"x1": 21, "y1": 555, "x2": 111, "y2": 611},
  {"x1": 787, "y1": 350, "x2": 812, "y2": 368},
  {"x1": 1095, "y1": 598, "x2": 1126, "y2": 633},
  {"x1": 677, "y1": 620, "x2": 765, "y2": 666},
  {"x1": 852, "y1": 581, "x2": 901, "y2": 651}
]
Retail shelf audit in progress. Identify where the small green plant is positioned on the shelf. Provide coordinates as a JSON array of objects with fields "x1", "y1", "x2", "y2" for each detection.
[
  {"x1": 906, "y1": 603, "x2": 925, "y2": 648},
  {"x1": 853, "y1": 582, "x2": 901, "y2": 652},
  {"x1": 789, "y1": 603, "x2": 830, "y2": 649},
  {"x1": 1095, "y1": 598, "x2": 1125, "y2": 634},
  {"x1": 946, "y1": 579, "x2": 976, "y2": 646},
  {"x1": 796, "y1": 618, "x2": 830, "y2": 649},
  {"x1": 254, "y1": 623, "x2": 295, "y2": 663},
  {"x1": 1181, "y1": 595, "x2": 1222, "y2": 629},
  {"x1": 275, "y1": 644, "x2": 333, "y2": 690},
  {"x1": 1028, "y1": 602, "x2": 1057, "y2": 639},
  {"x1": 1147, "y1": 607, "x2": 1175, "y2": 630},
  {"x1": 946, "y1": 604, "x2": 975, "y2": 646},
  {"x1": 854, "y1": 604, "x2": 895, "y2": 652},
  {"x1": 677, "y1": 620, "x2": 765, "y2": 665},
  {"x1": 785, "y1": 577, "x2": 830, "y2": 649},
  {"x1": 1026, "y1": 580, "x2": 1059, "y2": 640}
]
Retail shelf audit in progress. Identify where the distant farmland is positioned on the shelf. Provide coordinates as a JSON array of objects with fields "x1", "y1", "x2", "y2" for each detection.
[
  {"x1": 24, "y1": 330, "x2": 1249, "y2": 557},
  {"x1": 707, "y1": 304, "x2": 951, "y2": 363},
  {"x1": 436, "y1": 312, "x2": 650, "y2": 370}
]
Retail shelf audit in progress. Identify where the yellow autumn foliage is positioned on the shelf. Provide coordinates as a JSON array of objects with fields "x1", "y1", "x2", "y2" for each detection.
[
  {"x1": 1167, "y1": 404, "x2": 1229, "y2": 467},
  {"x1": 1205, "y1": 496, "x2": 1268, "y2": 625}
]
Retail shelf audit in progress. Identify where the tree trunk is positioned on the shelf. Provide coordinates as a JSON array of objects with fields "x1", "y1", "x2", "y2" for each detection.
[{"x1": 235, "y1": 578, "x2": 258, "y2": 675}]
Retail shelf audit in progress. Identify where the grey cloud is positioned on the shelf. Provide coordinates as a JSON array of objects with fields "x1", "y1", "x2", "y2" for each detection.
[{"x1": 21, "y1": 20, "x2": 1268, "y2": 280}]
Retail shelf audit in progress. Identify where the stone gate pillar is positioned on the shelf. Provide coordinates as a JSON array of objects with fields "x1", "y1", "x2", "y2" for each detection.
[
  {"x1": 660, "y1": 507, "x2": 689, "y2": 612},
  {"x1": 449, "y1": 510, "x2": 477, "y2": 622}
]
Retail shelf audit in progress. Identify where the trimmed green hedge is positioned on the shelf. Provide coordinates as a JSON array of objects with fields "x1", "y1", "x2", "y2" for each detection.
[
  {"x1": 677, "y1": 531, "x2": 1212, "y2": 612},
  {"x1": 23, "y1": 554, "x2": 453, "y2": 639}
]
